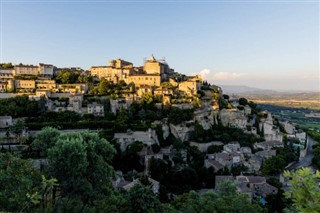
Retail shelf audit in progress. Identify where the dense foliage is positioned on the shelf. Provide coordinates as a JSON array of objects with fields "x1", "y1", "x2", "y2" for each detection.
[
  {"x1": 0, "y1": 153, "x2": 41, "y2": 211},
  {"x1": 284, "y1": 168, "x2": 320, "y2": 213},
  {"x1": 0, "y1": 95, "x2": 38, "y2": 117}
]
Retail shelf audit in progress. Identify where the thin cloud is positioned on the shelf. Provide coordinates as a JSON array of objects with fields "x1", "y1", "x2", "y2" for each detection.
[{"x1": 199, "y1": 68, "x2": 211, "y2": 79}]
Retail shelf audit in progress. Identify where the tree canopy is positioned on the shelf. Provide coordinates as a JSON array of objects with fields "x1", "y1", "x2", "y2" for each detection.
[
  {"x1": 32, "y1": 127, "x2": 60, "y2": 157},
  {"x1": 284, "y1": 168, "x2": 320, "y2": 213},
  {"x1": 0, "y1": 153, "x2": 42, "y2": 211},
  {"x1": 48, "y1": 131, "x2": 116, "y2": 202}
]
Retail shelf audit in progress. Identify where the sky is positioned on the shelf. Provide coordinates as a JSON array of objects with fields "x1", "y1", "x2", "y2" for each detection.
[{"x1": 0, "y1": 0, "x2": 319, "y2": 91}]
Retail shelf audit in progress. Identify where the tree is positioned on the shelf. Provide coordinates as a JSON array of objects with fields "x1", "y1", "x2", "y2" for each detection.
[
  {"x1": 168, "y1": 107, "x2": 193, "y2": 125},
  {"x1": 284, "y1": 168, "x2": 320, "y2": 213},
  {"x1": 238, "y1": 97, "x2": 248, "y2": 106},
  {"x1": 193, "y1": 123, "x2": 205, "y2": 141},
  {"x1": 214, "y1": 180, "x2": 263, "y2": 212},
  {"x1": 138, "y1": 108, "x2": 147, "y2": 120},
  {"x1": 170, "y1": 180, "x2": 262, "y2": 212},
  {"x1": 140, "y1": 93, "x2": 153, "y2": 105},
  {"x1": 98, "y1": 79, "x2": 110, "y2": 95},
  {"x1": 0, "y1": 153, "x2": 42, "y2": 212},
  {"x1": 47, "y1": 131, "x2": 116, "y2": 203},
  {"x1": 125, "y1": 184, "x2": 163, "y2": 213},
  {"x1": 261, "y1": 155, "x2": 286, "y2": 175},
  {"x1": 0, "y1": 62, "x2": 14, "y2": 69},
  {"x1": 149, "y1": 157, "x2": 169, "y2": 181},
  {"x1": 115, "y1": 108, "x2": 129, "y2": 131},
  {"x1": 161, "y1": 82, "x2": 174, "y2": 89},
  {"x1": 56, "y1": 70, "x2": 80, "y2": 84},
  {"x1": 222, "y1": 94, "x2": 229, "y2": 100},
  {"x1": 0, "y1": 95, "x2": 38, "y2": 117},
  {"x1": 32, "y1": 127, "x2": 60, "y2": 157},
  {"x1": 9, "y1": 119, "x2": 25, "y2": 143}
]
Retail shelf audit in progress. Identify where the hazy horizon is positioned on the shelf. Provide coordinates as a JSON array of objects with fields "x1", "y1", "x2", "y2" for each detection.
[{"x1": 0, "y1": 0, "x2": 319, "y2": 91}]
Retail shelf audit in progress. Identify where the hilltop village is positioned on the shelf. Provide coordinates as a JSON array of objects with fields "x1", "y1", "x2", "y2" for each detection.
[{"x1": 0, "y1": 56, "x2": 313, "y2": 212}]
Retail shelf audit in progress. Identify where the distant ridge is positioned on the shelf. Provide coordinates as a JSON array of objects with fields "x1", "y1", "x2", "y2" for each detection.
[
  {"x1": 219, "y1": 85, "x2": 319, "y2": 95},
  {"x1": 219, "y1": 85, "x2": 276, "y2": 95}
]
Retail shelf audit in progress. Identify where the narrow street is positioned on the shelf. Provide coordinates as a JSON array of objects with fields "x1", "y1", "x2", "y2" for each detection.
[{"x1": 286, "y1": 136, "x2": 315, "y2": 171}]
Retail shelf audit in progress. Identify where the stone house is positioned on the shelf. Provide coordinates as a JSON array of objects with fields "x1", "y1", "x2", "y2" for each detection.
[
  {"x1": 223, "y1": 142, "x2": 240, "y2": 153},
  {"x1": 190, "y1": 141, "x2": 223, "y2": 153},
  {"x1": 177, "y1": 75, "x2": 202, "y2": 96},
  {"x1": 89, "y1": 59, "x2": 133, "y2": 81},
  {"x1": 128, "y1": 74, "x2": 161, "y2": 87},
  {"x1": 57, "y1": 83, "x2": 88, "y2": 93},
  {"x1": 36, "y1": 79, "x2": 56, "y2": 90},
  {"x1": 110, "y1": 98, "x2": 133, "y2": 115},
  {"x1": 15, "y1": 80, "x2": 36, "y2": 91},
  {"x1": 153, "y1": 86, "x2": 173, "y2": 96},
  {"x1": 215, "y1": 175, "x2": 277, "y2": 199},
  {"x1": 295, "y1": 131, "x2": 306, "y2": 143},
  {"x1": 260, "y1": 121, "x2": 283, "y2": 142},
  {"x1": 255, "y1": 150, "x2": 276, "y2": 160},
  {"x1": 113, "y1": 129, "x2": 159, "y2": 152},
  {"x1": 204, "y1": 159, "x2": 224, "y2": 172},
  {"x1": 0, "y1": 68, "x2": 15, "y2": 79},
  {"x1": 219, "y1": 109, "x2": 247, "y2": 130},
  {"x1": 136, "y1": 85, "x2": 153, "y2": 97},
  {"x1": 254, "y1": 140, "x2": 283, "y2": 150},
  {"x1": 240, "y1": 147, "x2": 252, "y2": 154},
  {"x1": 0, "y1": 116, "x2": 13, "y2": 128},
  {"x1": 86, "y1": 102, "x2": 104, "y2": 116},
  {"x1": 121, "y1": 178, "x2": 160, "y2": 194},
  {"x1": 242, "y1": 154, "x2": 262, "y2": 173},
  {"x1": 280, "y1": 121, "x2": 295, "y2": 134},
  {"x1": 204, "y1": 151, "x2": 242, "y2": 171}
]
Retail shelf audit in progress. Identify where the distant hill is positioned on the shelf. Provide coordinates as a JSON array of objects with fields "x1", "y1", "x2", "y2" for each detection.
[
  {"x1": 218, "y1": 85, "x2": 319, "y2": 110},
  {"x1": 219, "y1": 85, "x2": 318, "y2": 95},
  {"x1": 219, "y1": 85, "x2": 276, "y2": 95}
]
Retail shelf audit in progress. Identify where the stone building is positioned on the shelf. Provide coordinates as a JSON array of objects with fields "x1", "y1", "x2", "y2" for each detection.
[
  {"x1": 38, "y1": 63, "x2": 54, "y2": 76},
  {"x1": 219, "y1": 109, "x2": 247, "y2": 130},
  {"x1": 177, "y1": 75, "x2": 202, "y2": 96},
  {"x1": 15, "y1": 80, "x2": 36, "y2": 90},
  {"x1": 0, "y1": 116, "x2": 13, "y2": 128},
  {"x1": 14, "y1": 63, "x2": 53, "y2": 76},
  {"x1": 127, "y1": 74, "x2": 161, "y2": 87},
  {"x1": 14, "y1": 64, "x2": 39, "y2": 75},
  {"x1": 110, "y1": 98, "x2": 133, "y2": 115},
  {"x1": 57, "y1": 83, "x2": 88, "y2": 93},
  {"x1": 0, "y1": 68, "x2": 15, "y2": 79},
  {"x1": 90, "y1": 55, "x2": 174, "y2": 86},
  {"x1": 87, "y1": 102, "x2": 104, "y2": 116},
  {"x1": 36, "y1": 80, "x2": 56, "y2": 90},
  {"x1": 143, "y1": 55, "x2": 173, "y2": 81},
  {"x1": 113, "y1": 129, "x2": 159, "y2": 151},
  {"x1": 89, "y1": 59, "x2": 133, "y2": 82},
  {"x1": 254, "y1": 140, "x2": 283, "y2": 150}
]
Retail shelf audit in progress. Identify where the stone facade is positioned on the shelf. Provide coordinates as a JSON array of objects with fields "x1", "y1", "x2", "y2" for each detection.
[
  {"x1": 127, "y1": 74, "x2": 161, "y2": 87},
  {"x1": 15, "y1": 80, "x2": 36, "y2": 90},
  {"x1": 110, "y1": 98, "x2": 133, "y2": 115},
  {"x1": 219, "y1": 109, "x2": 247, "y2": 129},
  {"x1": 215, "y1": 175, "x2": 278, "y2": 199},
  {"x1": 178, "y1": 75, "x2": 202, "y2": 96},
  {"x1": 113, "y1": 129, "x2": 159, "y2": 151},
  {"x1": 0, "y1": 116, "x2": 13, "y2": 128}
]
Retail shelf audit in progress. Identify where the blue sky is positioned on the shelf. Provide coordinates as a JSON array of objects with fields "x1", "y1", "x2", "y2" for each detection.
[{"x1": 0, "y1": 0, "x2": 319, "y2": 91}]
